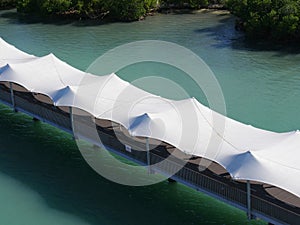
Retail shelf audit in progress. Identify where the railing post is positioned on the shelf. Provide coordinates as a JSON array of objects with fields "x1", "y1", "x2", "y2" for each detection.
[
  {"x1": 9, "y1": 82, "x2": 16, "y2": 112},
  {"x1": 247, "y1": 180, "x2": 252, "y2": 220},
  {"x1": 146, "y1": 137, "x2": 151, "y2": 173}
]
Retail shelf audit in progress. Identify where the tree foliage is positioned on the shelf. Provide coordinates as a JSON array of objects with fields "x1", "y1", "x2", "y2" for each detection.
[
  {"x1": 0, "y1": 0, "x2": 17, "y2": 9},
  {"x1": 17, "y1": 0, "x2": 156, "y2": 21},
  {"x1": 107, "y1": 0, "x2": 146, "y2": 21},
  {"x1": 16, "y1": 0, "x2": 218, "y2": 21},
  {"x1": 227, "y1": 0, "x2": 300, "y2": 41}
]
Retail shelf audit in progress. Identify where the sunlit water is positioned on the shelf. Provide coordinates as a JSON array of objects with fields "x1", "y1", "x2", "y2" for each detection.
[{"x1": 1, "y1": 8, "x2": 300, "y2": 224}]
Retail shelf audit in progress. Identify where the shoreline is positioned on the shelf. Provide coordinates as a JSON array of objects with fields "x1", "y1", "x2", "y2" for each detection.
[
  {"x1": 0, "y1": 5, "x2": 229, "y2": 23},
  {"x1": 0, "y1": 7, "x2": 232, "y2": 28},
  {"x1": 144, "y1": 8, "x2": 230, "y2": 21}
]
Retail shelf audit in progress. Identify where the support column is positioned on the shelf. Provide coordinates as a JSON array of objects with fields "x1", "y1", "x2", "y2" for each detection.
[
  {"x1": 69, "y1": 106, "x2": 76, "y2": 139},
  {"x1": 9, "y1": 82, "x2": 16, "y2": 112},
  {"x1": 247, "y1": 180, "x2": 252, "y2": 220},
  {"x1": 146, "y1": 137, "x2": 151, "y2": 173}
]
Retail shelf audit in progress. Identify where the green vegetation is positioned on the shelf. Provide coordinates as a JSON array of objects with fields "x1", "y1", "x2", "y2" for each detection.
[
  {"x1": 16, "y1": 0, "x2": 158, "y2": 21},
  {"x1": 0, "y1": 0, "x2": 16, "y2": 9},
  {"x1": 227, "y1": 0, "x2": 300, "y2": 41},
  {"x1": 14, "y1": 0, "x2": 221, "y2": 21},
  {"x1": 0, "y1": 0, "x2": 225, "y2": 21},
  {"x1": 107, "y1": 0, "x2": 147, "y2": 21}
]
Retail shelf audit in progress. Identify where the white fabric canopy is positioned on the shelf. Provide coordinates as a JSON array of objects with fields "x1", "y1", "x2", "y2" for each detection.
[
  {"x1": 1, "y1": 37, "x2": 300, "y2": 199},
  {"x1": 0, "y1": 53, "x2": 85, "y2": 100},
  {"x1": 0, "y1": 37, "x2": 36, "y2": 66}
]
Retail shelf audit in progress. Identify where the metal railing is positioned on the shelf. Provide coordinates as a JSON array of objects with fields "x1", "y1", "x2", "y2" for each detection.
[
  {"x1": 0, "y1": 85, "x2": 13, "y2": 106},
  {"x1": 150, "y1": 153, "x2": 247, "y2": 205},
  {"x1": 14, "y1": 92, "x2": 72, "y2": 131},
  {"x1": 149, "y1": 153, "x2": 299, "y2": 224}
]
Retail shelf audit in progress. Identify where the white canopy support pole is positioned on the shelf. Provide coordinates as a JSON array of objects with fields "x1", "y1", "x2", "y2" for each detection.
[
  {"x1": 146, "y1": 137, "x2": 151, "y2": 174},
  {"x1": 9, "y1": 82, "x2": 16, "y2": 112},
  {"x1": 247, "y1": 180, "x2": 252, "y2": 220},
  {"x1": 69, "y1": 106, "x2": 76, "y2": 139}
]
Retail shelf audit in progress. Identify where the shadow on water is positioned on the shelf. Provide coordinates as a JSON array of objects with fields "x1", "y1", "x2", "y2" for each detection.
[
  {"x1": 158, "y1": 8, "x2": 197, "y2": 15},
  {"x1": 194, "y1": 15, "x2": 300, "y2": 55}
]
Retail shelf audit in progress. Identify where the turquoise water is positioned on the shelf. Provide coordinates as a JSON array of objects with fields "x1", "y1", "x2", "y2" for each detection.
[{"x1": 1, "y1": 8, "x2": 300, "y2": 224}]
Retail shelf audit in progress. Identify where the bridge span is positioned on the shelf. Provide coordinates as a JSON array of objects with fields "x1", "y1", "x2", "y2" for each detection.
[{"x1": 0, "y1": 81, "x2": 299, "y2": 225}]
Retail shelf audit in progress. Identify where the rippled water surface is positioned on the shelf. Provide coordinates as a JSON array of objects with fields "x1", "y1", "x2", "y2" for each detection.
[{"x1": 1, "y1": 8, "x2": 300, "y2": 225}]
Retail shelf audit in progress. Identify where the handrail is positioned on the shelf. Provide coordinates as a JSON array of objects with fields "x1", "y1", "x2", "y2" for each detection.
[{"x1": 149, "y1": 152, "x2": 299, "y2": 223}]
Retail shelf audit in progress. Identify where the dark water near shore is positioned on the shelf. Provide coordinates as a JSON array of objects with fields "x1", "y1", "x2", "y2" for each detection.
[{"x1": 1, "y1": 9, "x2": 300, "y2": 224}]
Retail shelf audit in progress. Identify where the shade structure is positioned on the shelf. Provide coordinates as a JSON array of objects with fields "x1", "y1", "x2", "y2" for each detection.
[
  {"x1": 0, "y1": 81, "x2": 29, "y2": 92},
  {"x1": 53, "y1": 73, "x2": 147, "y2": 116},
  {"x1": 1, "y1": 37, "x2": 300, "y2": 200},
  {"x1": 0, "y1": 53, "x2": 86, "y2": 100},
  {"x1": 263, "y1": 184, "x2": 300, "y2": 208},
  {"x1": 0, "y1": 37, "x2": 36, "y2": 66},
  {"x1": 33, "y1": 93, "x2": 54, "y2": 104}
]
